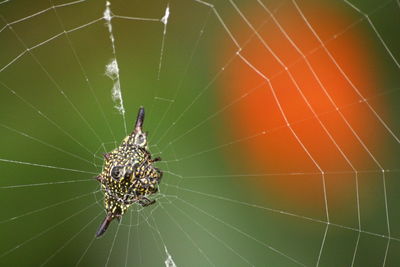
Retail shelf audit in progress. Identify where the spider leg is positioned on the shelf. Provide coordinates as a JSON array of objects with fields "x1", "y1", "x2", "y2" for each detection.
[
  {"x1": 139, "y1": 197, "x2": 156, "y2": 207},
  {"x1": 150, "y1": 156, "x2": 161, "y2": 163},
  {"x1": 103, "y1": 153, "x2": 111, "y2": 160}
]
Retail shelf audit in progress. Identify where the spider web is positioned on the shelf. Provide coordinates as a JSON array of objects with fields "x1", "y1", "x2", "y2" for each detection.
[{"x1": 0, "y1": 0, "x2": 399, "y2": 266}]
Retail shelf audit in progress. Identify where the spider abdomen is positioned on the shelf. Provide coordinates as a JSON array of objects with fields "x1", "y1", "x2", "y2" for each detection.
[{"x1": 95, "y1": 107, "x2": 163, "y2": 237}]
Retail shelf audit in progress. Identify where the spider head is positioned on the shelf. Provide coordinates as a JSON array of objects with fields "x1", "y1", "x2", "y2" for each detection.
[{"x1": 124, "y1": 106, "x2": 148, "y2": 148}]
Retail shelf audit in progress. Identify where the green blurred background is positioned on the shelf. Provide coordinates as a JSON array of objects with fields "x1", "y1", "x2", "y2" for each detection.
[{"x1": 0, "y1": 0, "x2": 399, "y2": 266}]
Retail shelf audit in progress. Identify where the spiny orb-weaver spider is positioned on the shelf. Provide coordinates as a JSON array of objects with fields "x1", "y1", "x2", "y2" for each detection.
[{"x1": 95, "y1": 107, "x2": 163, "y2": 237}]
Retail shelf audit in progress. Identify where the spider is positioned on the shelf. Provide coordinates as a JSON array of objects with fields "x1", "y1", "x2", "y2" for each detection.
[{"x1": 95, "y1": 107, "x2": 163, "y2": 238}]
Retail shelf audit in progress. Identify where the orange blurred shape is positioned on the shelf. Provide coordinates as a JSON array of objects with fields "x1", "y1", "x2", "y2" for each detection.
[{"x1": 219, "y1": 1, "x2": 385, "y2": 206}]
